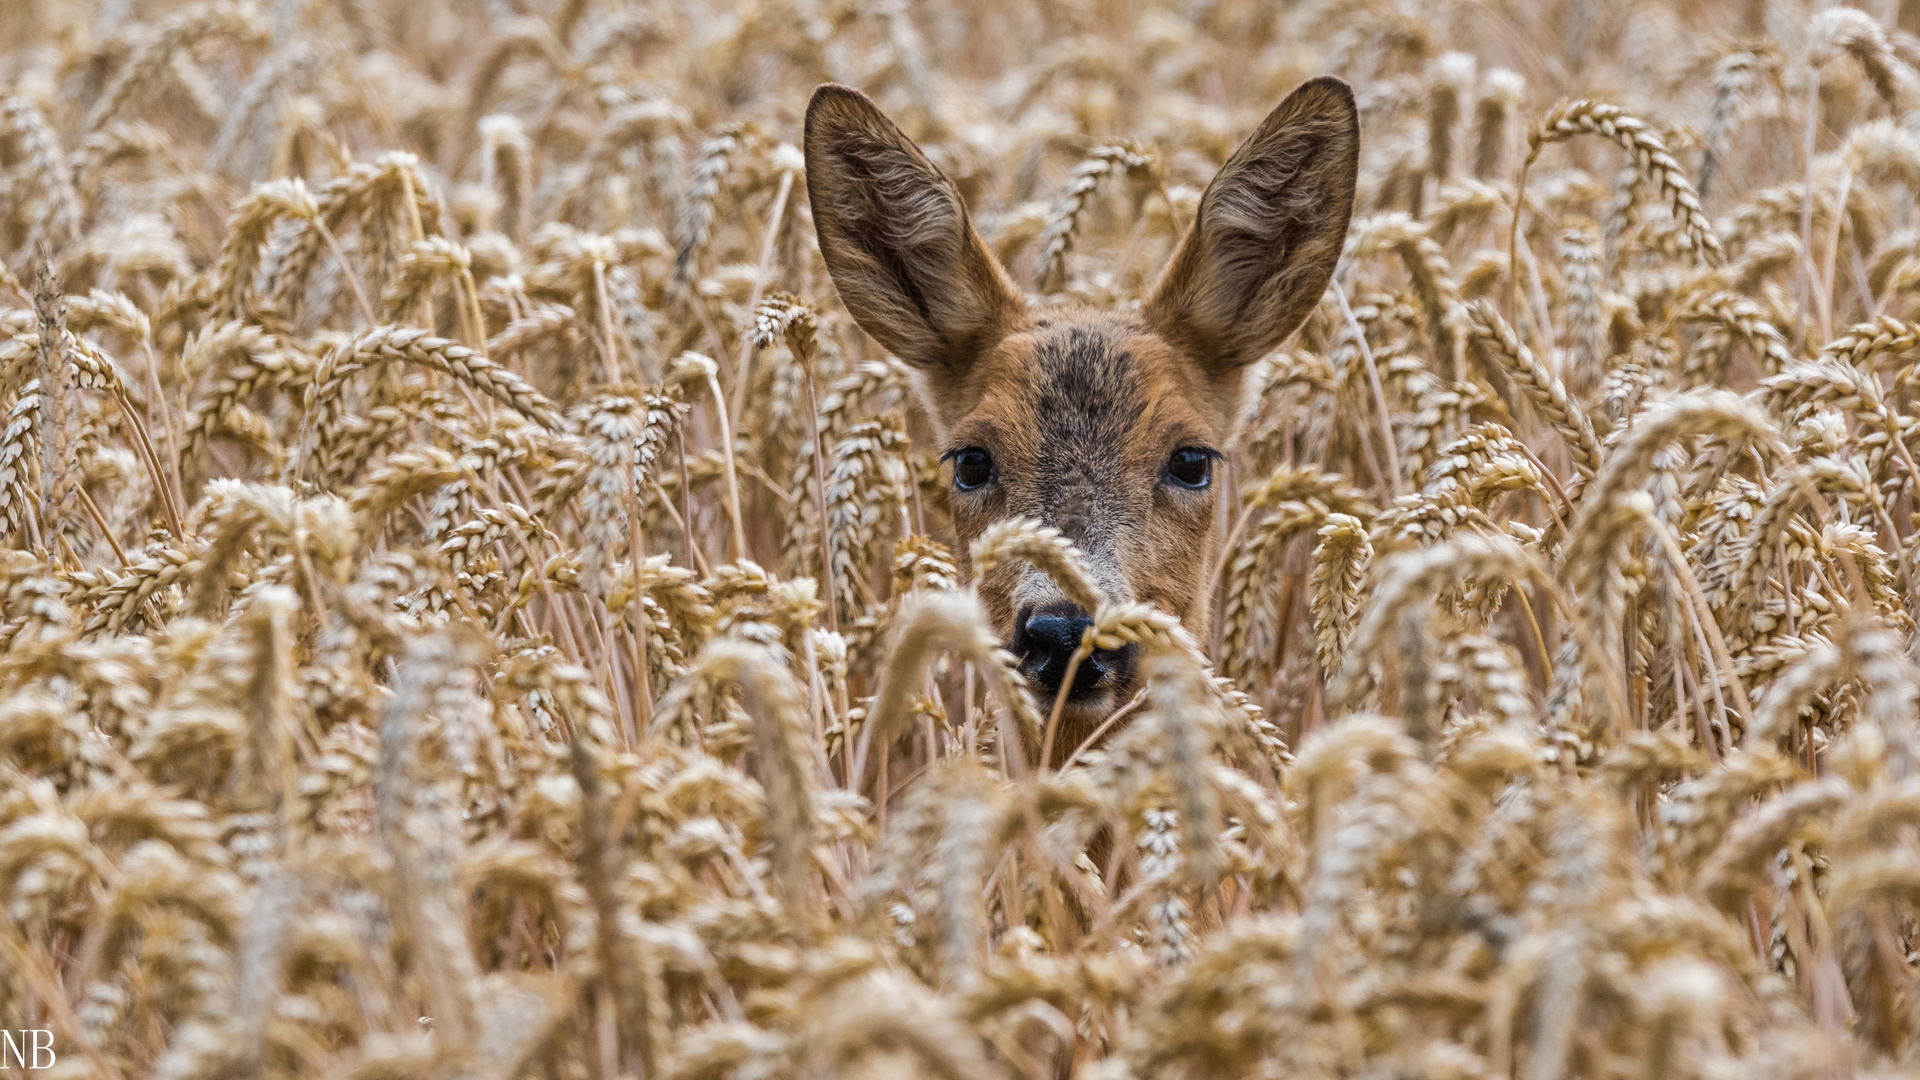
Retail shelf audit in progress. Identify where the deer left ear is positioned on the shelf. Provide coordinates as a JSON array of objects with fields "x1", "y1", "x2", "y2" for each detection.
[{"x1": 1145, "y1": 76, "x2": 1359, "y2": 379}]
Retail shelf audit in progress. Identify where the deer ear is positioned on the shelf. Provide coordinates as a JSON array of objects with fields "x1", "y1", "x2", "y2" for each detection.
[
  {"x1": 1145, "y1": 76, "x2": 1359, "y2": 379},
  {"x1": 805, "y1": 84, "x2": 1025, "y2": 377}
]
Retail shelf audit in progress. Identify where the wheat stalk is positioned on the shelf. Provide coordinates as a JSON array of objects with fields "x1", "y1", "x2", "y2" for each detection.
[
  {"x1": 1809, "y1": 7, "x2": 1906, "y2": 109},
  {"x1": 301, "y1": 327, "x2": 561, "y2": 470},
  {"x1": 968, "y1": 517, "x2": 1104, "y2": 613},
  {"x1": 15, "y1": 6, "x2": 1920, "y2": 1075},
  {"x1": 3, "y1": 98, "x2": 81, "y2": 261},
  {"x1": 673, "y1": 123, "x2": 753, "y2": 288},
  {"x1": 1035, "y1": 142, "x2": 1157, "y2": 292},
  {"x1": 1520, "y1": 99, "x2": 1724, "y2": 268},
  {"x1": 1308, "y1": 513, "x2": 1371, "y2": 683},
  {"x1": 1464, "y1": 299, "x2": 1602, "y2": 477},
  {"x1": 1699, "y1": 45, "x2": 1778, "y2": 201}
]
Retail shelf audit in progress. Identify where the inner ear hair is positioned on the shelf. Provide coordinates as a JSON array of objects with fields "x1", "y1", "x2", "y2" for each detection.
[
  {"x1": 804, "y1": 84, "x2": 1024, "y2": 377},
  {"x1": 1145, "y1": 76, "x2": 1360, "y2": 379}
]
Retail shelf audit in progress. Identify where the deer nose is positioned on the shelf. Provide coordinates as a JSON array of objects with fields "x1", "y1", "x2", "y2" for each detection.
[{"x1": 1011, "y1": 604, "x2": 1132, "y2": 698}]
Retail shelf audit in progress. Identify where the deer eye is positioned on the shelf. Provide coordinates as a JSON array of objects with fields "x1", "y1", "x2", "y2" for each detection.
[
  {"x1": 1165, "y1": 447, "x2": 1214, "y2": 489},
  {"x1": 950, "y1": 447, "x2": 994, "y2": 491}
]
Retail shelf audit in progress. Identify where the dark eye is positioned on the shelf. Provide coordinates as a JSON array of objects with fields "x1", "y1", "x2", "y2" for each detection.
[
  {"x1": 1166, "y1": 447, "x2": 1213, "y2": 488},
  {"x1": 951, "y1": 447, "x2": 993, "y2": 491}
]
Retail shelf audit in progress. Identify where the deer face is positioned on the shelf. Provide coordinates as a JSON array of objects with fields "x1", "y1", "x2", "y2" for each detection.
[{"x1": 804, "y1": 78, "x2": 1359, "y2": 737}]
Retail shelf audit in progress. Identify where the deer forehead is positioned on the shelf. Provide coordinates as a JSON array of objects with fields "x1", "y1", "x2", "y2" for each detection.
[{"x1": 949, "y1": 317, "x2": 1224, "y2": 474}]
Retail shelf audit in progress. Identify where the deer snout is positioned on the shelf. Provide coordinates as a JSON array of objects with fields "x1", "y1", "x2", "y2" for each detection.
[{"x1": 1011, "y1": 602, "x2": 1137, "y2": 700}]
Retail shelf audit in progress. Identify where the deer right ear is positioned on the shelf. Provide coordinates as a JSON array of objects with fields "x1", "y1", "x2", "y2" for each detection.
[{"x1": 804, "y1": 84, "x2": 1024, "y2": 377}]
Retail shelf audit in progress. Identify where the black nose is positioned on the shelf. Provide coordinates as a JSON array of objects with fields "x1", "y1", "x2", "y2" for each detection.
[{"x1": 1011, "y1": 605, "x2": 1134, "y2": 699}]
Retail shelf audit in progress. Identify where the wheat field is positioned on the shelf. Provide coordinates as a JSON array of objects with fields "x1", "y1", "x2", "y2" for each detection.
[{"x1": 12, "y1": 0, "x2": 1920, "y2": 1076}]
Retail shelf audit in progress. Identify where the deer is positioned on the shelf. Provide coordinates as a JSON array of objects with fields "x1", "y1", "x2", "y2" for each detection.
[{"x1": 804, "y1": 77, "x2": 1360, "y2": 753}]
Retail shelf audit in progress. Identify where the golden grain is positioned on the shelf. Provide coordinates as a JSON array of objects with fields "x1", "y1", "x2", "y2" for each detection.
[{"x1": 10, "y1": 5, "x2": 1920, "y2": 1077}]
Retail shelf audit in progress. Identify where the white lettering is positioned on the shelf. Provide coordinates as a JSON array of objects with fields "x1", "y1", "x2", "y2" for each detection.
[{"x1": 27, "y1": 1032, "x2": 51, "y2": 1070}]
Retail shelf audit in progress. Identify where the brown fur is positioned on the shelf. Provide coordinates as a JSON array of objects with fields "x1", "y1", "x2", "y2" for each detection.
[{"x1": 806, "y1": 78, "x2": 1360, "y2": 740}]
